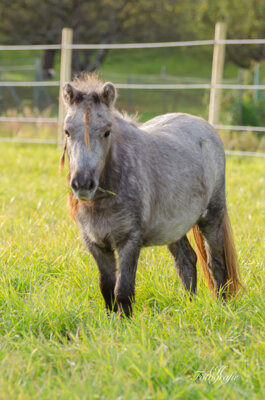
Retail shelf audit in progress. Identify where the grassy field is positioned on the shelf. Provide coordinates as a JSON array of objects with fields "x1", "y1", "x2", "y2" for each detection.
[{"x1": 0, "y1": 143, "x2": 264, "y2": 399}]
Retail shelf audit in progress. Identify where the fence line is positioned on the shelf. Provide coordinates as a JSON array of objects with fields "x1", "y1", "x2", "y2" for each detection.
[
  {"x1": 2, "y1": 38, "x2": 265, "y2": 51},
  {"x1": 0, "y1": 81, "x2": 59, "y2": 87},
  {"x1": 2, "y1": 82, "x2": 265, "y2": 90},
  {"x1": 0, "y1": 44, "x2": 61, "y2": 51},
  {"x1": 67, "y1": 39, "x2": 265, "y2": 48},
  {"x1": 0, "y1": 117, "x2": 58, "y2": 123},
  {"x1": 67, "y1": 41, "x2": 215, "y2": 49},
  {"x1": 0, "y1": 137, "x2": 57, "y2": 144},
  {"x1": 1, "y1": 29, "x2": 265, "y2": 156},
  {"x1": 216, "y1": 39, "x2": 265, "y2": 45},
  {"x1": 214, "y1": 124, "x2": 265, "y2": 132},
  {"x1": 110, "y1": 83, "x2": 265, "y2": 90},
  {"x1": 225, "y1": 150, "x2": 265, "y2": 158}
]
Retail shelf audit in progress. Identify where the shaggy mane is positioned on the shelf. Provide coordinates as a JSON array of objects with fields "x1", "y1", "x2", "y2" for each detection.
[{"x1": 119, "y1": 111, "x2": 139, "y2": 126}]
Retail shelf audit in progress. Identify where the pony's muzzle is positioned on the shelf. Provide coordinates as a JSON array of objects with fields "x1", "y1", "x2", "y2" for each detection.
[{"x1": 71, "y1": 173, "x2": 98, "y2": 200}]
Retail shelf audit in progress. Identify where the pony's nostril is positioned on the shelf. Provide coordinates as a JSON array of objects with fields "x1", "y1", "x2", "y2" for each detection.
[
  {"x1": 71, "y1": 176, "x2": 96, "y2": 192},
  {"x1": 88, "y1": 179, "x2": 95, "y2": 191},
  {"x1": 71, "y1": 177, "x2": 79, "y2": 191}
]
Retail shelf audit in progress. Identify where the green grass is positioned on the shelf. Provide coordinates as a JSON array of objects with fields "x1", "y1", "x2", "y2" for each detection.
[{"x1": 0, "y1": 143, "x2": 264, "y2": 399}]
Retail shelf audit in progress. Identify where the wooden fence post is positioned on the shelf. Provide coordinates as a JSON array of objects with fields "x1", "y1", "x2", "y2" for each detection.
[
  {"x1": 208, "y1": 22, "x2": 227, "y2": 126},
  {"x1": 58, "y1": 27, "x2": 73, "y2": 145}
]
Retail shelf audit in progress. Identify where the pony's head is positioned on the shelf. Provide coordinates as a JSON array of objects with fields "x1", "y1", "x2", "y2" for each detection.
[{"x1": 60, "y1": 74, "x2": 117, "y2": 201}]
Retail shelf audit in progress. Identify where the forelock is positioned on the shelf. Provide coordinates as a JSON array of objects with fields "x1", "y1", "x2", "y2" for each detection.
[
  {"x1": 69, "y1": 73, "x2": 116, "y2": 107},
  {"x1": 72, "y1": 73, "x2": 104, "y2": 96}
]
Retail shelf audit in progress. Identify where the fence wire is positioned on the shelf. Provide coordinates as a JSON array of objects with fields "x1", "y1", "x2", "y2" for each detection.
[{"x1": 1, "y1": 38, "x2": 265, "y2": 51}]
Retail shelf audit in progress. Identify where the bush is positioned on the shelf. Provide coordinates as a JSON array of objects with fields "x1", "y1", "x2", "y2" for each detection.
[{"x1": 220, "y1": 88, "x2": 265, "y2": 151}]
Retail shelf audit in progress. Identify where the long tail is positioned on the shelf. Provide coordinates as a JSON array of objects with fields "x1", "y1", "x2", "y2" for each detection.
[{"x1": 192, "y1": 210, "x2": 241, "y2": 297}]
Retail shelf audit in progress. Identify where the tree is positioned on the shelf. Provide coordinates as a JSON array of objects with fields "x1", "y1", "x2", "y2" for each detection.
[
  {"x1": 0, "y1": 0, "x2": 209, "y2": 75},
  {"x1": 196, "y1": 0, "x2": 265, "y2": 68},
  {"x1": 1, "y1": 0, "x2": 265, "y2": 73}
]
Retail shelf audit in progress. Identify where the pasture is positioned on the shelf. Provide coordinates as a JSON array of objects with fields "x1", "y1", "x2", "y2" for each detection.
[{"x1": 0, "y1": 142, "x2": 264, "y2": 399}]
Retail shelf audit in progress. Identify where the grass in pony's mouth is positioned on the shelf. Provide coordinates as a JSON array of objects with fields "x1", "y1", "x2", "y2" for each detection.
[
  {"x1": 97, "y1": 187, "x2": 116, "y2": 196},
  {"x1": 87, "y1": 187, "x2": 116, "y2": 206},
  {"x1": 66, "y1": 187, "x2": 116, "y2": 197},
  {"x1": 66, "y1": 186, "x2": 116, "y2": 206}
]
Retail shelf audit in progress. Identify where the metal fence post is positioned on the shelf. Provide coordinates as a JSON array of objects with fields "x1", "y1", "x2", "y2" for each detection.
[
  {"x1": 208, "y1": 22, "x2": 227, "y2": 125},
  {"x1": 253, "y1": 62, "x2": 260, "y2": 107},
  {"x1": 58, "y1": 27, "x2": 73, "y2": 145}
]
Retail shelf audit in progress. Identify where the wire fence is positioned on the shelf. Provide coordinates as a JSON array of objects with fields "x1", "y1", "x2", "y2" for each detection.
[
  {"x1": 2, "y1": 81, "x2": 265, "y2": 90},
  {"x1": 0, "y1": 81, "x2": 59, "y2": 87},
  {"x1": 0, "y1": 36, "x2": 265, "y2": 157},
  {"x1": 1, "y1": 38, "x2": 265, "y2": 51}
]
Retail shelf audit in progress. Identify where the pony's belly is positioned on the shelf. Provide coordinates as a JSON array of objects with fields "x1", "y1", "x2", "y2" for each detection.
[{"x1": 143, "y1": 217, "x2": 196, "y2": 246}]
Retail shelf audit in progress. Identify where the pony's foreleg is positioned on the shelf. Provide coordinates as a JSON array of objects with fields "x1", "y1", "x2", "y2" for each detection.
[
  {"x1": 87, "y1": 242, "x2": 118, "y2": 312},
  {"x1": 115, "y1": 233, "x2": 142, "y2": 317},
  {"x1": 168, "y1": 236, "x2": 197, "y2": 293}
]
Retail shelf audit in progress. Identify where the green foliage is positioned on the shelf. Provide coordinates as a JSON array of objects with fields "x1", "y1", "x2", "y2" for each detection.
[
  {"x1": 241, "y1": 95, "x2": 262, "y2": 127},
  {"x1": 193, "y1": 0, "x2": 265, "y2": 67},
  {"x1": 219, "y1": 87, "x2": 265, "y2": 151},
  {"x1": 1, "y1": 0, "x2": 265, "y2": 69},
  {"x1": 223, "y1": 91, "x2": 265, "y2": 128},
  {"x1": 0, "y1": 143, "x2": 265, "y2": 399}
]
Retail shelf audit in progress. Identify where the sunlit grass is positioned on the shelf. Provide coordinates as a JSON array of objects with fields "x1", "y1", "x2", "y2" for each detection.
[{"x1": 0, "y1": 143, "x2": 264, "y2": 399}]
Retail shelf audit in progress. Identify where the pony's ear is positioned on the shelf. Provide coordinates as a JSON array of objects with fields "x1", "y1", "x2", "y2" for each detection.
[
  {"x1": 101, "y1": 82, "x2": 117, "y2": 106},
  {"x1": 63, "y1": 83, "x2": 84, "y2": 105}
]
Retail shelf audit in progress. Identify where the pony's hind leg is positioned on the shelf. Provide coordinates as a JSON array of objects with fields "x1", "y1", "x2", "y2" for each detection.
[
  {"x1": 168, "y1": 235, "x2": 197, "y2": 293},
  {"x1": 197, "y1": 201, "x2": 227, "y2": 297}
]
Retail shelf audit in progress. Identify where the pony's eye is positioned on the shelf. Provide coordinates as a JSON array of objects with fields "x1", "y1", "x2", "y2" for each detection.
[
  {"x1": 104, "y1": 130, "x2": 111, "y2": 138},
  {"x1": 64, "y1": 129, "x2": 70, "y2": 137}
]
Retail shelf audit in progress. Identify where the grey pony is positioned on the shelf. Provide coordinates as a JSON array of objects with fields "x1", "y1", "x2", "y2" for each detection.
[{"x1": 60, "y1": 74, "x2": 240, "y2": 317}]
